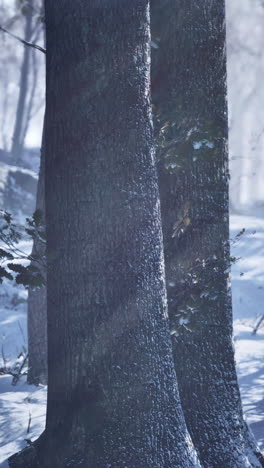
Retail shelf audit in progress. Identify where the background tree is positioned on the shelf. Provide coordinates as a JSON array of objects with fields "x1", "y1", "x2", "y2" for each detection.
[
  {"x1": 0, "y1": 0, "x2": 45, "y2": 161},
  {"x1": 11, "y1": 0, "x2": 34, "y2": 164},
  {"x1": 226, "y1": 0, "x2": 264, "y2": 213},
  {"x1": 27, "y1": 3, "x2": 47, "y2": 385},
  {"x1": 27, "y1": 127, "x2": 47, "y2": 385},
  {"x1": 151, "y1": 0, "x2": 264, "y2": 466},
  {"x1": 0, "y1": 0, "x2": 47, "y2": 385},
  {"x1": 9, "y1": 1, "x2": 201, "y2": 466}
]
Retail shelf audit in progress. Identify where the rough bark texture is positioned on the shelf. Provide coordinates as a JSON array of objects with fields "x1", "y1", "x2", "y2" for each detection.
[
  {"x1": 151, "y1": 1, "x2": 264, "y2": 467},
  {"x1": 9, "y1": 1, "x2": 200, "y2": 466},
  {"x1": 27, "y1": 133, "x2": 47, "y2": 385}
]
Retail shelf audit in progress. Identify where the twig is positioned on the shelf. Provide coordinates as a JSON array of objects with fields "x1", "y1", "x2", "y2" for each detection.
[
  {"x1": 252, "y1": 314, "x2": 264, "y2": 335},
  {"x1": 27, "y1": 411, "x2": 32, "y2": 434},
  {"x1": 1, "y1": 344, "x2": 7, "y2": 370},
  {"x1": 18, "y1": 321, "x2": 26, "y2": 345},
  {"x1": 0, "y1": 25, "x2": 46, "y2": 54}
]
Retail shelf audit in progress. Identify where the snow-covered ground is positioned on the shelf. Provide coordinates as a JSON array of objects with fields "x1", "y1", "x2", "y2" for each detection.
[
  {"x1": 0, "y1": 215, "x2": 263, "y2": 466},
  {"x1": 0, "y1": 375, "x2": 46, "y2": 467},
  {"x1": 231, "y1": 215, "x2": 264, "y2": 452},
  {"x1": 0, "y1": 240, "x2": 46, "y2": 467}
]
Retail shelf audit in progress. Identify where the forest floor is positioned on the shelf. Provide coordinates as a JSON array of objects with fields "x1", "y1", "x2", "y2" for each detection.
[
  {"x1": 0, "y1": 214, "x2": 263, "y2": 466},
  {"x1": 231, "y1": 215, "x2": 264, "y2": 450}
]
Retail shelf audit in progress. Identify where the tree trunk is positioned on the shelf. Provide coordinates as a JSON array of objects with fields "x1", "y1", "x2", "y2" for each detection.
[
  {"x1": 9, "y1": 1, "x2": 200, "y2": 466},
  {"x1": 27, "y1": 126, "x2": 47, "y2": 385},
  {"x1": 27, "y1": 4, "x2": 47, "y2": 386},
  {"x1": 151, "y1": 1, "x2": 264, "y2": 467},
  {"x1": 11, "y1": 2, "x2": 33, "y2": 165}
]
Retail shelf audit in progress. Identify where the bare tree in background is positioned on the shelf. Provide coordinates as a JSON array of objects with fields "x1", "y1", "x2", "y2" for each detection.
[{"x1": 11, "y1": 0, "x2": 43, "y2": 164}]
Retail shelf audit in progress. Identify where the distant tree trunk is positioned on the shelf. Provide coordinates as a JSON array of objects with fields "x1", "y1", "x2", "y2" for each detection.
[
  {"x1": 27, "y1": 3, "x2": 47, "y2": 386},
  {"x1": 151, "y1": 1, "x2": 264, "y2": 467},
  {"x1": 27, "y1": 125, "x2": 47, "y2": 385},
  {"x1": 11, "y1": 1, "x2": 33, "y2": 165},
  {"x1": 9, "y1": 1, "x2": 200, "y2": 467},
  {"x1": 21, "y1": 26, "x2": 42, "y2": 146}
]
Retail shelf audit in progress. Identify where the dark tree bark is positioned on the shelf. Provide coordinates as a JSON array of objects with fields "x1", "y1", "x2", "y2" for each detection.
[
  {"x1": 27, "y1": 128, "x2": 47, "y2": 385},
  {"x1": 151, "y1": 1, "x2": 264, "y2": 467},
  {"x1": 9, "y1": 1, "x2": 200, "y2": 466}
]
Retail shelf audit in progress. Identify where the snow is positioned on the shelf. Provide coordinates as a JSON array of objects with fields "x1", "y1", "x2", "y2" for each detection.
[
  {"x1": 150, "y1": 40, "x2": 159, "y2": 49},
  {"x1": 0, "y1": 282, "x2": 27, "y2": 369},
  {"x1": 0, "y1": 242, "x2": 47, "y2": 467},
  {"x1": 0, "y1": 215, "x2": 263, "y2": 465},
  {"x1": 231, "y1": 215, "x2": 264, "y2": 453},
  {"x1": 192, "y1": 140, "x2": 214, "y2": 150},
  {"x1": 0, "y1": 375, "x2": 46, "y2": 467}
]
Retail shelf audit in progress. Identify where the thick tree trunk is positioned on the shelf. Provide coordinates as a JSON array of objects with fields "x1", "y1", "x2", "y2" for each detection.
[
  {"x1": 27, "y1": 131, "x2": 47, "y2": 385},
  {"x1": 9, "y1": 1, "x2": 200, "y2": 466},
  {"x1": 151, "y1": 1, "x2": 264, "y2": 467}
]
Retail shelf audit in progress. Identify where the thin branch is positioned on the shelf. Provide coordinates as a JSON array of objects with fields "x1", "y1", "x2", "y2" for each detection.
[
  {"x1": 29, "y1": 97, "x2": 45, "y2": 120},
  {"x1": 27, "y1": 411, "x2": 32, "y2": 434},
  {"x1": 0, "y1": 25, "x2": 46, "y2": 54},
  {"x1": 18, "y1": 320, "x2": 26, "y2": 345},
  {"x1": 252, "y1": 314, "x2": 264, "y2": 335},
  {"x1": 1, "y1": 344, "x2": 7, "y2": 370}
]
